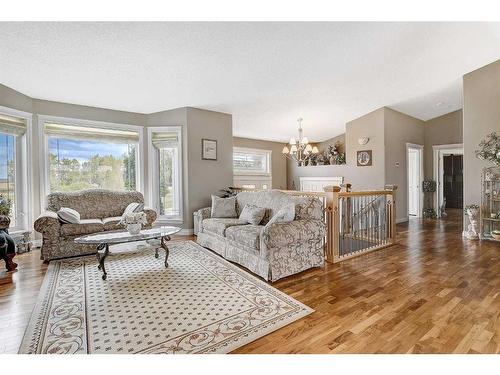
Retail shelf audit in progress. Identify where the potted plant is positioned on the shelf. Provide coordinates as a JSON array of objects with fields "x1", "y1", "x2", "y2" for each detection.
[
  {"x1": 0, "y1": 194, "x2": 12, "y2": 230},
  {"x1": 475, "y1": 132, "x2": 500, "y2": 166},
  {"x1": 464, "y1": 204, "x2": 480, "y2": 240},
  {"x1": 119, "y1": 212, "x2": 147, "y2": 235},
  {"x1": 422, "y1": 180, "x2": 437, "y2": 218}
]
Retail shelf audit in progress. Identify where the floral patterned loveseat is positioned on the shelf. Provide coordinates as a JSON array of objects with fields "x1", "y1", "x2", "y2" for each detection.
[
  {"x1": 195, "y1": 190, "x2": 326, "y2": 282},
  {"x1": 34, "y1": 189, "x2": 157, "y2": 261}
]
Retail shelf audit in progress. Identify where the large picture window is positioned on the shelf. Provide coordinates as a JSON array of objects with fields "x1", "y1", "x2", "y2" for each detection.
[
  {"x1": 148, "y1": 127, "x2": 182, "y2": 221},
  {"x1": 0, "y1": 111, "x2": 29, "y2": 231},
  {"x1": 43, "y1": 122, "x2": 140, "y2": 192}
]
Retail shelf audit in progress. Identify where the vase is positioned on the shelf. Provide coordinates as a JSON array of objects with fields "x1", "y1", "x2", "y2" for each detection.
[{"x1": 127, "y1": 223, "x2": 142, "y2": 235}]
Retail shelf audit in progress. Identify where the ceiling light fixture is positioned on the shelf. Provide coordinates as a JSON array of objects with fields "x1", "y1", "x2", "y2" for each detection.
[{"x1": 282, "y1": 118, "x2": 318, "y2": 166}]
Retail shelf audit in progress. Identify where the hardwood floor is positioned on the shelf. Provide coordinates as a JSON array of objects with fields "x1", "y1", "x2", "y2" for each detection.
[{"x1": 1, "y1": 209, "x2": 498, "y2": 354}]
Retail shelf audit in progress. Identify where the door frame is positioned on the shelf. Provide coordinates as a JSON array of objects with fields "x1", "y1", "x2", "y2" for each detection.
[
  {"x1": 432, "y1": 143, "x2": 464, "y2": 217},
  {"x1": 406, "y1": 143, "x2": 424, "y2": 218}
]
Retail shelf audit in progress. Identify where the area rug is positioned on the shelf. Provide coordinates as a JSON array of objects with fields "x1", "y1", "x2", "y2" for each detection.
[{"x1": 19, "y1": 240, "x2": 312, "y2": 354}]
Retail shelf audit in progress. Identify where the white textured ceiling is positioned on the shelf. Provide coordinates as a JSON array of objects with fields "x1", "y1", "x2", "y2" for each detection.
[{"x1": 1, "y1": 22, "x2": 499, "y2": 142}]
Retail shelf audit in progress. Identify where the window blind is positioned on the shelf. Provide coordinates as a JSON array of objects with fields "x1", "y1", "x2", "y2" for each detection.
[
  {"x1": 44, "y1": 122, "x2": 139, "y2": 144},
  {"x1": 0, "y1": 114, "x2": 27, "y2": 136},
  {"x1": 152, "y1": 132, "x2": 178, "y2": 149}
]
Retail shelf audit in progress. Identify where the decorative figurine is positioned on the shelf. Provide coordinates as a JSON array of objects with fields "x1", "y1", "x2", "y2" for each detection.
[{"x1": 464, "y1": 204, "x2": 480, "y2": 240}]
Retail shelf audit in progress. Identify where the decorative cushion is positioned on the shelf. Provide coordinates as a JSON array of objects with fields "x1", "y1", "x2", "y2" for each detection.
[
  {"x1": 202, "y1": 218, "x2": 248, "y2": 236},
  {"x1": 225, "y1": 225, "x2": 264, "y2": 251},
  {"x1": 295, "y1": 198, "x2": 323, "y2": 220},
  {"x1": 60, "y1": 219, "x2": 104, "y2": 236},
  {"x1": 266, "y1": 204, "x2": 295, "y2": 227},
  {"x1": 123, "y1": 202, "x2": 144, "y2": 216},
  {"x1": 102, "y1": 216, "x2": 123, "y2": 231},
  {"x1": 239, "y1": 204, "x2": 267, "y2": 225},
  {"x1": 211, "y1": 195, "x2": 237, "y2": 218},
  {"x1": 57, "y1": 207, "x2": 81, "y2": 224}
]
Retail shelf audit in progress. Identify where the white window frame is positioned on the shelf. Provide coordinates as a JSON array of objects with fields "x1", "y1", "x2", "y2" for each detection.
[
  {"x1": 147, "y1": 126, "x2": 183, "y2": 224},
  {"x1": 233, "y1": 147, "x2": 272, "y2": 177},
  {"x1": 0, "y1": 105, "x2": 33, "y2": 234},
  {"x1": 38, "y1": 115, "x2": 144, "y2": 212}
]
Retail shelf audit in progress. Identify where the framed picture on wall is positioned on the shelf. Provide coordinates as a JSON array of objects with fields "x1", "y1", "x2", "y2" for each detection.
[
  {"x1": 202, "y1": 138, "x2": 217, "y2": 160},
  {"x1": 357, "y1": 150, "x2": 372, "y2": 166}
]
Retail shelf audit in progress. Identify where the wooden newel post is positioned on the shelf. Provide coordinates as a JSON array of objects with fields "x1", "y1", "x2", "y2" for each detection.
[
  {"x1": 323, "y1": 185, "x2": 341, "y2": 263},
  {"x1": 384, "y1": 184, "x2": 398, "y2": 243}
]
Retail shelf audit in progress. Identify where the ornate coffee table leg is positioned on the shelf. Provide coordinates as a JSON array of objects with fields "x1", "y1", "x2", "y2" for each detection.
[
  {"x1": 161, "y1": 235, "x2": 171, "y2": 268},
  {"x1": 96, "y1": 243, "x2": 110, "y2": 280}
]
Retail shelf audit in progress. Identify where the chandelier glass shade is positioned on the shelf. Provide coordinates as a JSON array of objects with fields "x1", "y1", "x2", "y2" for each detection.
[{"x1": 282, "y1": 118, "x2": 318, "y2": 165}]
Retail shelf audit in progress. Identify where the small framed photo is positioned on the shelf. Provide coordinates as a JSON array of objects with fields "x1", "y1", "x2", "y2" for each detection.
[
  {"x1": 202, "y1": 139, "x2": 217, "y2": 160},
  {"x1": 357, "y1": 150, "x2": 372, "y2": 166}
]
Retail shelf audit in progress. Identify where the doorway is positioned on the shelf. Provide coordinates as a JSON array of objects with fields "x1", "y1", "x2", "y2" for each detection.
[
  {"x1": 433, "y1": 144, "x2": 464, "y2": 217},
  {"x1": 407, "y1": 143, "x2": 424, "y2": 218},
  {"x1": 442, "y1": 154, "x2": 463, "y2": 209}
]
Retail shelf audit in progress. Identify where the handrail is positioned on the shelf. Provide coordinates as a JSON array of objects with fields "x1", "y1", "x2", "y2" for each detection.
[{"x1": 323, "y1": 184, "x2": 397, "y2": 263}]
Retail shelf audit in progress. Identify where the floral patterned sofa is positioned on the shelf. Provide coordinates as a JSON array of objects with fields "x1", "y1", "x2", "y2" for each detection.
[
  {"x1": 34, "y1": 189, "x2": 157, "y2": 261},
  {"x1": 195, "y1": 190, "x2": 326, "y2": 282}
]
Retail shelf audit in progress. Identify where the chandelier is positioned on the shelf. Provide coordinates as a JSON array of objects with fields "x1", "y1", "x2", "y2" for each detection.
[{"x1": 282, "y1": 118, "x2": 318, "y2": 165}]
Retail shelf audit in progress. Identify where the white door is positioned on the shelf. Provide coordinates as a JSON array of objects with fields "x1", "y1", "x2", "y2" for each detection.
[{"x1": 408, "y1": 148, "x2": 420, "y2": 216}]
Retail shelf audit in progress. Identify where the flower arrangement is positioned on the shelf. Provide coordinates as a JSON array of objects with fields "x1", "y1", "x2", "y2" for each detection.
[
  {"x1": 326, "y1": 143, "x2": 346, "y2": 165},
  {"x1": 464, "y1": 204, "x2": 479, "y2": 215},
  {"x1": 119, "y1": 212, "x2": 147, "y2": 235},
  {"x1": 119, "y1": 212, "x2": 147, "y2": 226},
  {"x1": 475, "y1": 132, "x2": 500, "y2": 166},
  {"x1": 0, "y1": 195, "x2": 11, "y2": 217}
]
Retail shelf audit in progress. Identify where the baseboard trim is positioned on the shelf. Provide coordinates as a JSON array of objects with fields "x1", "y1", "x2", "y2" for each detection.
[
  {"x1": 178, "y1": 228, "x2": 194, "y2": 236},
  {"x1": 396, "y1": 217, "x2": 409, "y2": 224}
]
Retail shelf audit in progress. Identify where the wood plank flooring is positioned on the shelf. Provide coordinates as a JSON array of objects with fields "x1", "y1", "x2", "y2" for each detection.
[{"x1": 1, "y1": 209, "x2": 498, "y2": 353}]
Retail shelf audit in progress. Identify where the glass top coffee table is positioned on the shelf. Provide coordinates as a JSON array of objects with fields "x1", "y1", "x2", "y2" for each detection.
[{"x1": 75, "y1": 226, "x2": 181, "y2": 280}]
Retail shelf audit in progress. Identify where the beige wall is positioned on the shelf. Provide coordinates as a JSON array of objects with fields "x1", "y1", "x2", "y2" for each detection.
[
  {"x1": 186, "y1": 108, "x2": 233, "y2": 229},
  {"x1": 463, "y1": 59, "x2": 500, "y2": 210},
  {"x1": 233, "y1": 137, "x2": 287, "y2": 189},
  {"x1": 423, "y1": 110, "x2": 463, "y2": 179},
  {"x1": 0, "y1": 84, "x2": 33, "y2": 113},
  {"x1": 384, "y1": 108, "x2": 425, "y2": 221}
]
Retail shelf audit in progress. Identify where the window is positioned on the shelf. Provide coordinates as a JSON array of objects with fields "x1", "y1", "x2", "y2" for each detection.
[
  {"x1": 233, "y1": 147, "x2": 272, "y2": 190},
  {"x1": 233, "y1": 147, "x2": 271, "y2": 175},
  {"x1": 43, "y1": 121, "x2": 140, "y2": 192},
  {"x1": 0, "y1": 111, "x2": 29, "y2": 231},
  {"x1": 148, "y1": 127, "x2": 182, "y2": 221}
]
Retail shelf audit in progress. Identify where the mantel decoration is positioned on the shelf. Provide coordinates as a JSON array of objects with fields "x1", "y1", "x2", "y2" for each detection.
[
  {"x1": 0, "y1": 194, "x2": 17, "y2": 271},
  {"x1": 282, "y1": 118, "x2": 319, "y2": 166},
  {"x1": 475, "y1": 131, "x2": 500, "y2": 166},
  {"x1": 119, "y1": 212, "x2": 147, "y2": 235},
  {"x1": 464, "y1": 204, "x2": 479, "y2": 240}
]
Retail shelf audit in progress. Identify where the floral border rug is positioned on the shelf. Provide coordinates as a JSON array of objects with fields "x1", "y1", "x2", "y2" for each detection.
[{"x1": 19, "y1": 240, "x2": 312, "y2": 354}]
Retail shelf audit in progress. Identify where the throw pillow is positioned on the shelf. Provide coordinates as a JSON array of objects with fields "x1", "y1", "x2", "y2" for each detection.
[
  {"x1": 57, "y1": 207, "x2": 81, "y2": 224},
  {"x1": 239, "y1": 204, "x2": 267, "y2": 225},
  {"x1": 266, "y1": 204, "x2": 295, "y2": 227},
  {"x1": 123, "y1": 202, "x2": 144, "y2": 216},
  {"x1": 211, "y1": 195, "x2": 237, "y2": 218}
]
